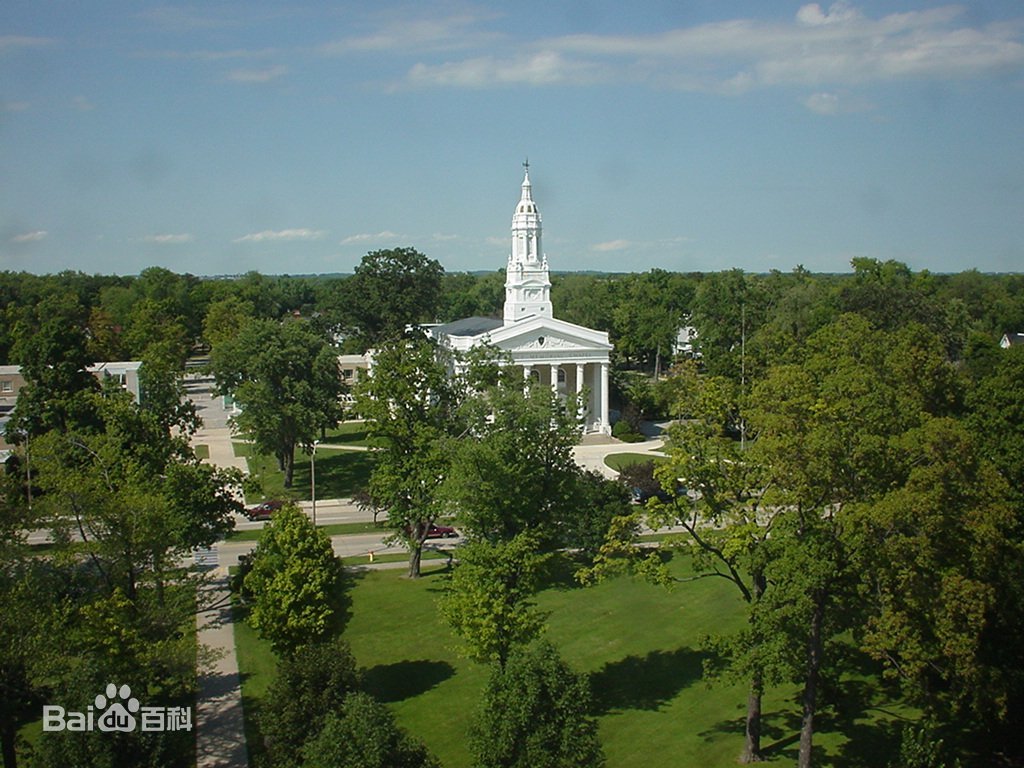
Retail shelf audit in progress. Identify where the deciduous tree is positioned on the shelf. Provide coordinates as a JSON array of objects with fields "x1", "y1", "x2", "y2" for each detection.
[
  {"x1": 470, "y1": 641, "x2": 605, "y2": 768},
  {"x1": 210, "y1": 317, "x2": 344, "y2": 487},
  {"x1": 440, "y1": 534, "x2": 548, "y2": 670},
  {"x1": 303, "y1": 692, "x2": 440, "y2": 768},
  {"x1": 242, "y1": 504, "x2": 346, "y2": 656},
  {"x1": 354, "y1": 334, "x2": 463, "y2": 578}
]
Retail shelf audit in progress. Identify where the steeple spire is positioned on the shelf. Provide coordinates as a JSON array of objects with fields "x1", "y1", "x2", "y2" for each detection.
[{"x1": 504, "y1": 162, "x2": 552, "y2": 324}]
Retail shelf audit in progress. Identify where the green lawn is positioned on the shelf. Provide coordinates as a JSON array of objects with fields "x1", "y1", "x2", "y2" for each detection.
[
  {"x1": 232, "y1": 553, "x2": 910, "y2": 767},
  {"x1": 604, "y1": 452, "x2": 665, "y2": 472},
  {"x1": 321, "y1": 420, "x2": 379, "y2": 447},
  {"x1": 233, "y1": 442, "x2": 375, "y2": 502},
  {"x1": 193, "y1": 444, "x2": 210, "y2": 460}
]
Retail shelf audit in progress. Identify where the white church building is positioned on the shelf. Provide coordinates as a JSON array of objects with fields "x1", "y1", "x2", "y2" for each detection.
[{"x1": 429, "y1": 165, "x2": 613, "y2": 434}]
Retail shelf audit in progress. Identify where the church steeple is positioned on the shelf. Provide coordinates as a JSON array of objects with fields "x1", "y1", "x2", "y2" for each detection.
[{"x1": 504, "y1": 161, "x2": 552, "y2": 324}]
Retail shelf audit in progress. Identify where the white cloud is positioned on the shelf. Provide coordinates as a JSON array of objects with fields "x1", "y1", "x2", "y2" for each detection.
[
  {"x1": 432, "y1": 233, "x2": 459, "y2": 242},
  {"x1": 805, "y1": 92, "x2": 841, "y2": 114},
  {"x1": 137, "y1": 48, "x2": 279, "y2": 62},
  {"x1": 340, "y1": 230, "x2": 402, "y2": 245},
  {"x1": 11, "y1": 230, "x2": 47, "y2": 243},
  {"x1": 796, "y1": 2, "x2": 860, "y2": 27},
  {"x1": 234, "y1": 228, "x2": 327, "y2": 243},
  {"x1": 2, "y1": 100, "x2": 30, "y2": 113},
  {"x1": 73, "y1": 96, "x2": 95, "y2": 111},
  {"x1": 136, "y1": 7, "x2": 237, "y2": 32},
  {"x1": 592, "y1": 239, "x2": 631, "y2": 252},
  {"x1": 226, "y1": 65, "x2": 288, "y2": 84},
  {"x1": 319, "y1": 12, "x2": 501, "y2": 56},
  {"x1": 143, "y1": 233, "x2": 193, "y2": 244},
  {"x1": 0, "y1": 35, "x2": 54, "y2": 53},
  {"x1": 803, "y1": 91, "x2": 875, "y2": 115},
  {"x1": 397, "y1": 4, "x2": 1024, "y2": 92},
  {"x1": 408, "y1": 51, "x2": 603, "y2": 88}
]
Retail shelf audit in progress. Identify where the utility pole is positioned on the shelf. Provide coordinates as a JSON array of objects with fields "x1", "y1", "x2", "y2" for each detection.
[
  {"x1": 310, "y1": 439, "x2": 321, "y2": 526},
  {"x1": 740, "y1": 303, "x2": 747, "y2": 451}
]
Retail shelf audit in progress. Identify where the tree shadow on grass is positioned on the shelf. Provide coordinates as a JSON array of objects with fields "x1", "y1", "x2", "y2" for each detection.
[
  {"x1": 362, "y1": 660, "x2": 456, "y2": 703},
  {"x1": 539, "y1": 553, "x2": 589, "y2": 591},
  {"x1": 698, "y1": 678, "x2": 905, "y2": 767},
  {"x1": 290, "y1": 450, "x2": 376, "y2": 499},
  {"x1": 590, "y1": 647, "x2": 707, "y2": 714}
]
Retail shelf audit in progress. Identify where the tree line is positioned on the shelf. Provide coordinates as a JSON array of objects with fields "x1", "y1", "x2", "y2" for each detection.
[{"x1": 2, "y1": 249, "x2": 1023, "y2": 767}]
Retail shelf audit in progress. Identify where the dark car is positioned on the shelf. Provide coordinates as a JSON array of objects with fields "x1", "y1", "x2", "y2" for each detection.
[
  {"x1": 425, "y1": 523, "x2": 458, "y2": 539},
  {"x1": 631, "y1": 485, "x2": 688, "y2": 505},
  {"x1": 245, "y1": 500, "x2": 285, "y2": 521}
]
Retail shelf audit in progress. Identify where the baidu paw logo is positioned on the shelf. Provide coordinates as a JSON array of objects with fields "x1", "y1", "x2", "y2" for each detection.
[{"x1": 95, "y1": 683, "x2": 139, "y2": 733}]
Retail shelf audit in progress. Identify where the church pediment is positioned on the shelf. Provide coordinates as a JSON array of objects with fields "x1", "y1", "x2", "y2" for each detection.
[{"x1": 488, "y1": 316, "x2": 612, "y2": 353}]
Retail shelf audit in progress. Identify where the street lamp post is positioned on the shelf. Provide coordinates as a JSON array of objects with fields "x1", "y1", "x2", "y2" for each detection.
[{"x1": 311, "y1": 439, "x2": 321, "y2": 527}]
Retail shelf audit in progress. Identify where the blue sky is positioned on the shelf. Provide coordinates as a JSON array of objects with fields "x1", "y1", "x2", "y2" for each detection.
[{"x1": 2, "y1": 1, "x2": 1022, "y2": 276}]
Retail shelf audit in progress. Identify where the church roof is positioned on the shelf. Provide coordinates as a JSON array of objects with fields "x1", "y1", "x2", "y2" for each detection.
[{"x1": 433, "y1": 316, "x2": 504, "y2": 338}]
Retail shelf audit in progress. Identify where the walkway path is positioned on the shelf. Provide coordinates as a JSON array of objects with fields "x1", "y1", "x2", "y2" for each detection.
[
  {"x1": 572, "y1": 436, "x2": 666, "y2": 479},
  {"x1": 192, "y1": 418, "x2": 250, "y2": 768},
  {"x1": 195, "y1": 570, "x2": 248, "y2": 768}
]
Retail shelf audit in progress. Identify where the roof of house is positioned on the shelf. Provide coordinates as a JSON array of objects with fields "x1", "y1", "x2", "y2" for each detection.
[
  {"x1": 432, "y1": 316, "x2": 504, "y2": 338},
  {"x1": 1001, "y1": 332, "x2": 1024, "y2": 347}
]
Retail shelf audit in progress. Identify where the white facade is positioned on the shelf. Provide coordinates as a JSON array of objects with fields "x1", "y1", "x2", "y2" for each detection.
[{"x1": 434, "y1": 165, "x2": 613, "y2": 434}]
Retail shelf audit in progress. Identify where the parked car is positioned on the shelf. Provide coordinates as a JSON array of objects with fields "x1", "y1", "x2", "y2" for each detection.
[
  {"x1": 245, "y1": 500, "x2": 285, "y2": 521},
  {"x1": 425, "y1": 523, "x2": 458, "y2": 539},
  {"x1": 630, "y1": 484, "x2": 688, "y2": 505}
]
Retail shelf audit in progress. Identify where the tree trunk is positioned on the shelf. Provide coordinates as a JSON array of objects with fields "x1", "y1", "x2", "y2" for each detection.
[
  {"x1": 283, "y1": 446, "x2": 294, "y2": 488},
  {"x1": 1, "y1": 724, "x2": 17, "y2": 768},
  {"x1": 407, "y1": 544, "x2": 423, "y2": 579},
  {"x1": 740, "y1": 570, "x2": 767, "y2": 763},
  {"x1": 740, "y1": 674, "x2": 763, "y2": 763},
  {"x1": 798, "y1": 592, "x2": 826, "y2": 768}
]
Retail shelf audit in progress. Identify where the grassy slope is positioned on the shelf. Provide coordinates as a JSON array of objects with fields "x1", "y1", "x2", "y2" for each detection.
[{"x1": 235, "y1": 555, "x2": 910, "y2": 768}]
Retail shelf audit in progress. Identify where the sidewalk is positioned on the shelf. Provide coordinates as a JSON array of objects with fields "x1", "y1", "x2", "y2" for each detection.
[
  {"x1": 572, "y1": 437, "x2": 666, "y2": 479},
  {"x1": 196, "y1": 570, "x2": 248, "y2": 768}
]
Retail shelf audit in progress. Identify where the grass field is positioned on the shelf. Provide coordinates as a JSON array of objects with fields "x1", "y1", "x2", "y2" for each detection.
[
  {"x1": 233, "y1": 442, "x2": 375, "y2": 502},
  {"x1": 233, "y1": 553, "x2": 910, "y2": 767},
  {"x1": 604, "y1": 452, "x2": 665, "y2": 472}
]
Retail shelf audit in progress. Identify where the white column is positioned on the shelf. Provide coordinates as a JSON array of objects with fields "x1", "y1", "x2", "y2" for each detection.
[
  {"x1": 600, "y1": 361, "x2": 610, "y2": 433},
  {"x1": 550, "y1": 364, "x2": 558, "y2": 395},
  {"x1": 576, "y1": 363, "x2": 586, "y2": 427},
  {"x1": 523, "y1": 365, "x2": 531, "y2": 395}
]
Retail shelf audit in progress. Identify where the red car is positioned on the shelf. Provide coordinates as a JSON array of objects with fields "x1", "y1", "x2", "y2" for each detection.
[
  {"x1": 426, "y1": 523, "x2": 458, "y2": 539},
  {"x1": 245, "y1": 500, "x2": 285, "y2": 521}
]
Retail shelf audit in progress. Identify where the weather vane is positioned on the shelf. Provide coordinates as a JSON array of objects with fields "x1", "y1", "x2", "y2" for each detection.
[{"x1": 523, "y1": 157, "x2": 529, "y2": 172}]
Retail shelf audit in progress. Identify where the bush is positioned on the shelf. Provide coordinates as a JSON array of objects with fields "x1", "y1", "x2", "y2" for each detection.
[
  {"x1": 612, "y1": 420, "x2": 645, "y2": 443},
  {"x1": 471, "y1": 641, "x2": 605, "y2": 768},
  {"x1": 260, "y1": 638, "x2": 360, "y2": 766},
  {"x1": 302, "y1": 691, "x2": 439, "y2": 768}
]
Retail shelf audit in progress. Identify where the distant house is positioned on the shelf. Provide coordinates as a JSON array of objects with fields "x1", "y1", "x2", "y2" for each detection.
[
  {"x1": 0, "y1": 361, "x2": 143, "y2": 450},
  {"x1": 88, "y1": 361, "x2": 143, "y2": 402},
  {"x1": 1000, "y1": 333, "x2": 1024, "y2": 349},
  {"x1": 674, "y1": 324, "x2": 700, "y2": 358}
]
